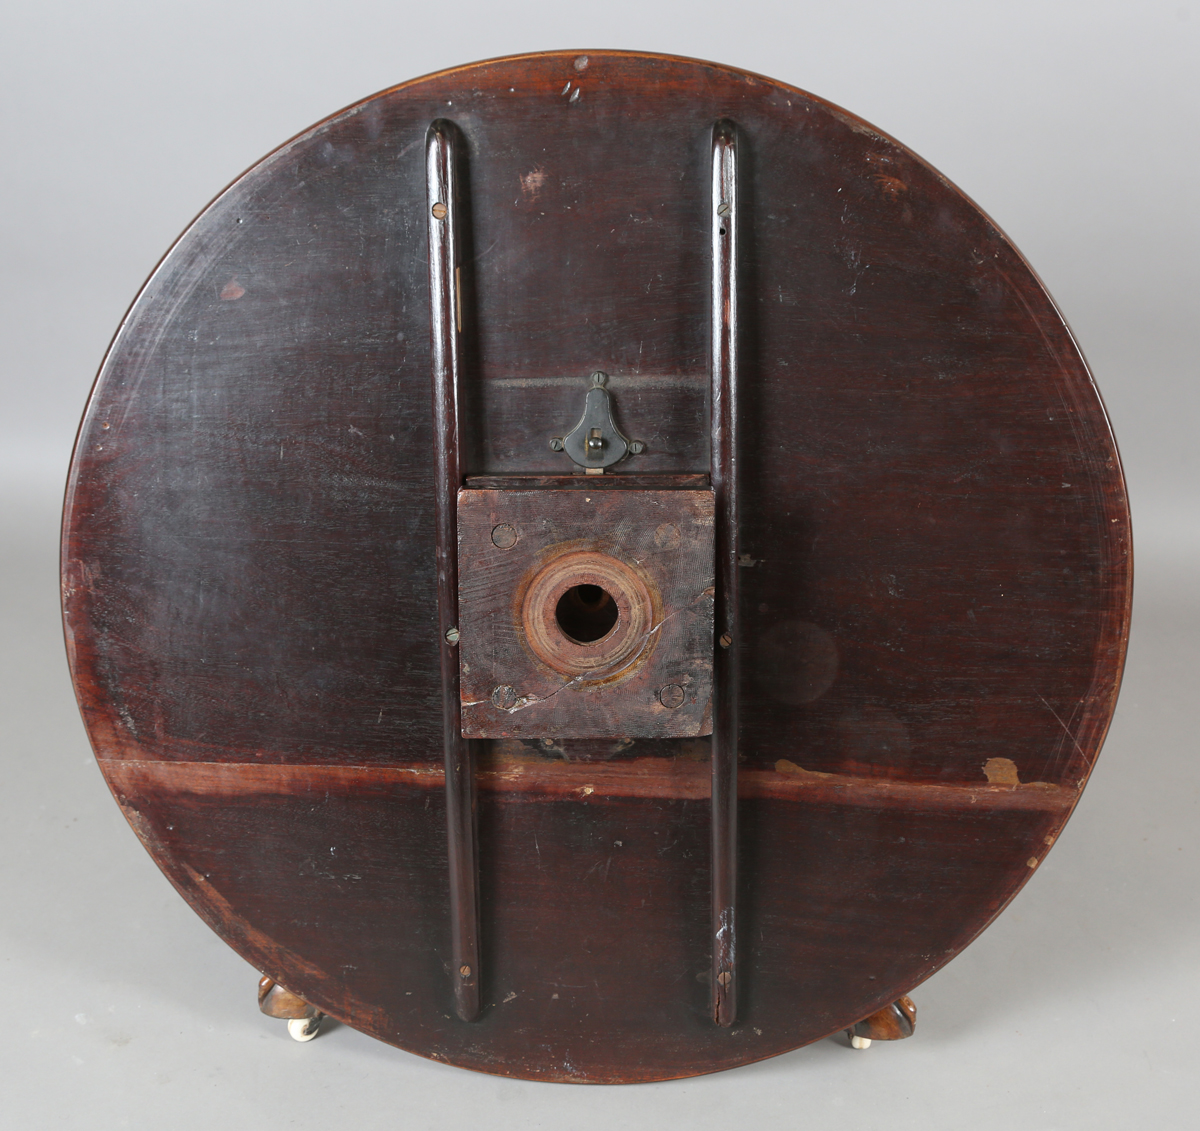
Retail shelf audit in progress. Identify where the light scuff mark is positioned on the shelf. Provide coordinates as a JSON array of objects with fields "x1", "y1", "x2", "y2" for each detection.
[
  {"x1": 519, "y1": 165, "x2": 547, "y2": 201},
  {"x1": 983, "y1": 757, "x2": 1021, "y2": 785}
]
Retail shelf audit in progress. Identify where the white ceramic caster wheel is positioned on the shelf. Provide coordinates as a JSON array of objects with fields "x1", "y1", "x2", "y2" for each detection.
[
  {"x1": 850, "y1": 1034, "x2": 872, "y2": 1049},
  {"x1": 288, "y1": 1016, "x2": 321, "y2": 1042}
]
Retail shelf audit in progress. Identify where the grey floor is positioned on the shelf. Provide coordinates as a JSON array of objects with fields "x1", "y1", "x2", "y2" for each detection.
[{"x1": 3, "y1": 2, "x2": 1198, "y2": 1126}]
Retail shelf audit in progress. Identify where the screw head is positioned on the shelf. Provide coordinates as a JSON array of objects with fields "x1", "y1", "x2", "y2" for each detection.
[
  {"x1": 654, "y1": 522, "x2": 680, "y2": 550},
  {"x1": 444, "y1": 626, "x2": 460, "y2": 645},
  {"x1": 459, "y1": 965, "x2": 472, "y2": 978},
  {"x1": 717, "y1": 201, "x2": 731, "y2": 216},
  {"x1": 659, "y1": 684, "x2": 685, "y2": 709},
  {"x1": 548, "y1": 437, "x2": 565, "y2": 451},
  {"x1": 590, "y1": 370, "x2": 608, "y2": 387},
  {"x1": 491, "y1": 685, "x2": 518, "y2": 710},
  {"x1": 491, "y1": 523, "x2": 518, "y2": 549},
  {"x1": 431, "y1": 202, "x2": 448, "y2": 219},
  {"x1": 629, "y1": 440, "x2": 645, "y2": 455},
  {"x1": 717, "y1": 970, "x2": 732, "y2": 986},
  {"x1": 720, "y1": 632, "x2": 733, "y2": 649}
]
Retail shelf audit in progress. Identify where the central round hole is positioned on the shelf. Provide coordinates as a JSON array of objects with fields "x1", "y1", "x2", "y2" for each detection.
[{"x1": 555, "y1": 584, "x2": 619, "y2": 644}]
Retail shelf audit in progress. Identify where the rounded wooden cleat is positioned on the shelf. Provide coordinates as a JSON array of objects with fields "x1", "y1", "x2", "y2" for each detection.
[
  {"x1": 258, "y1": 976, "x2": 317, "y2": 1019},
  {"x1": 848, "y1": 996, "x2": 917, "y2": 1044}
]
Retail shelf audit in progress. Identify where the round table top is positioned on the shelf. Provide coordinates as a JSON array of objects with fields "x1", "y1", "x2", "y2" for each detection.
[{"x1": 62, "y1": 51, "x2": 1131, "y2": 1082}]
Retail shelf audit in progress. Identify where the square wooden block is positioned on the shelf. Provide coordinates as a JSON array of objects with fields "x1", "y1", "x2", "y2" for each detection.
[{"x1": 457, "y1": 487, "x2": 715, "y2": 738}]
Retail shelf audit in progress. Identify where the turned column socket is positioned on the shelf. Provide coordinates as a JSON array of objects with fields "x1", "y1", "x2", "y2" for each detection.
[{"x1": 521, "y1": 551, "x2": 657, "y2": 681}]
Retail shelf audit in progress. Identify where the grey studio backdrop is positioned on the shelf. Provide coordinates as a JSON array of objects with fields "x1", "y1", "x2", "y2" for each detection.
[{"x1": 1, "y1": 2, "x2": 1196, "y2": 1128}]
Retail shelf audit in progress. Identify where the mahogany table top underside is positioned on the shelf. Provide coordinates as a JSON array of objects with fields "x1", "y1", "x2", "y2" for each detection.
[{"x1": 62, "y1": 51, "x2": 1130, "y2": 1082}]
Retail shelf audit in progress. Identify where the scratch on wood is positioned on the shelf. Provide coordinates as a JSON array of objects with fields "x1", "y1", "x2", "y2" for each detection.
[{"x1": 1037, "y1": 694, "x2": 1087, "y2": 758}]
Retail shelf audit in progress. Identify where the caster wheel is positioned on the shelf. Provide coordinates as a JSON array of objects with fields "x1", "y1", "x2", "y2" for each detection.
[
  {"x1": 288, "y1": 1016, "x2": 322, "y2": 1042},
  {"x1": 850, "y1": 1034, "x2": 872, "y2": 1050}
]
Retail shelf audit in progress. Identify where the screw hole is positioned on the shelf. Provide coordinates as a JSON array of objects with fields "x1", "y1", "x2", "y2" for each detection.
[{"x1": 555, "y1": 584, "x2": 618, "y2": 644}]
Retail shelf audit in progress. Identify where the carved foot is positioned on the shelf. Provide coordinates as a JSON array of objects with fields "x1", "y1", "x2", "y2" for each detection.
[
  {"x1": 846, "y1": 995, "x2": 916, "y2": 1049},
  {"x1": 258, "y1": 975, "x2": 325, "y2": 1042}
]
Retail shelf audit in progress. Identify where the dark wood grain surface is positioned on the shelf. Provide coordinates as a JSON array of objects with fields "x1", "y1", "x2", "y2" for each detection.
[{"x1": 62, "y1": 50, "x2": 1130, "y2": 1082}]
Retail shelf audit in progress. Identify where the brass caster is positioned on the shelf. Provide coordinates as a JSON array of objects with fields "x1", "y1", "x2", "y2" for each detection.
[
  {"x1": 288, "y1": 1015, "x2": 322, "y2": 1042},
  {"x1": 259, "y1": 975, "x2": 324, "y2": 1043}
]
